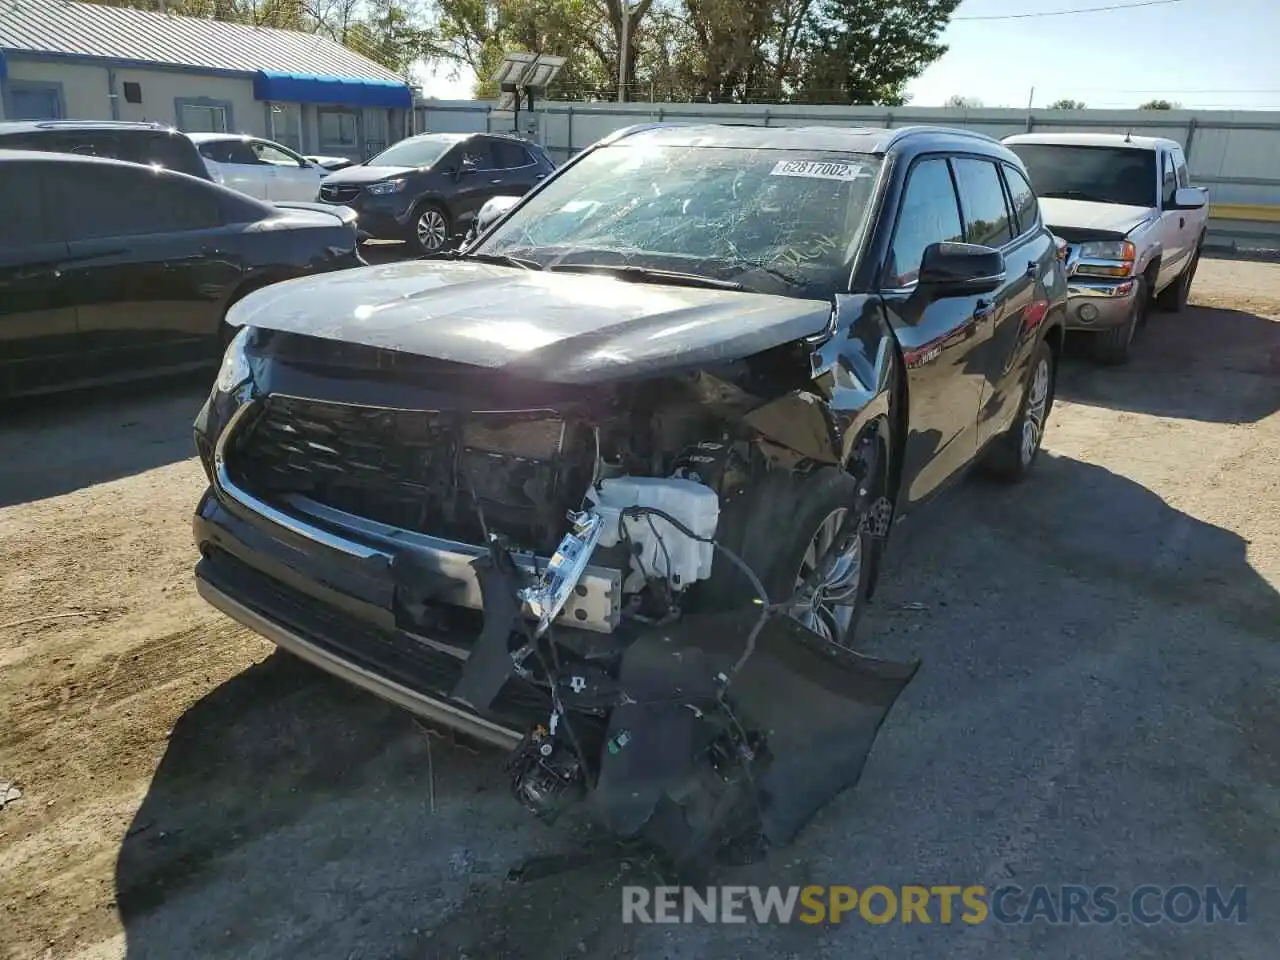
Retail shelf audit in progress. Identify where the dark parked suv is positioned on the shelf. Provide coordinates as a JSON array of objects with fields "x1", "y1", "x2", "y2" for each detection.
[
  {"x1": 316, "y1": 131, "x2": 555, "y2": 253},
  {"x1": 0, "y1": 150, "x2": 362, "y2": 399},
  {"x1": 194, "y1": 123, "x2": 1067, "y2": 866},
  {"x1": 0, "y1": 119, "x2": 210, "y2": 180}
]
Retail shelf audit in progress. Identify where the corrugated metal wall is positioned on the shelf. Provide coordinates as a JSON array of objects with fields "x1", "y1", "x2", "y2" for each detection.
[{"x1": 414, "y1": 99, "x2": 1280, "y2": 251}]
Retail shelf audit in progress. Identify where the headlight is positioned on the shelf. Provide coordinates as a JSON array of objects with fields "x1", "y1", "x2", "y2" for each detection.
[
  {"x1": 365, "y1": 179, "x2": 406, "y2": 195},
  {"x1": 1075, "y1": 240, "x2": 1136, "y2": 278},
  {"x1": 215, "y1": 327, "x2": 252, "y2": 393}
]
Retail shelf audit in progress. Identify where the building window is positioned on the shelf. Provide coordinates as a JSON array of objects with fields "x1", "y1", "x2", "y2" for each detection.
[
  {"x1": 319, "y1": 109, "x2": 358, "y2": 149},
  {"x1": 268, "y1": 102, "x2": 303, "y2": 152},
  {"x1": 4, "y1": 81, "x2": 65, "y2": 120},
  {"x1": 175, "y1": 98, "x2": 232, "y2": 133}
]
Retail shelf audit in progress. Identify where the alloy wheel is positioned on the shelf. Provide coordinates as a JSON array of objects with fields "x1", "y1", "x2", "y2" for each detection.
[
  {"x1": 1020, "y1": 356, "x2": 1051, "y2": 466},
  {"x1": 789, "y1": 507, "x2": 863, "y2": 647},
  {"x1": 416, "y1": 208, "x2": 448, "y2": 253}
]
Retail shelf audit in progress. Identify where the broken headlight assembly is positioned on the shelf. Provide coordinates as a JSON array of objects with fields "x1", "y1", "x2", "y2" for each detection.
[{"x1": 215, "y1": 326, "x2": 253, "y2": 394}]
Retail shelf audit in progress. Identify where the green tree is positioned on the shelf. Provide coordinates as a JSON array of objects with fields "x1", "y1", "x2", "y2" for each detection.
[
  {"x1": 796, "y1": 0, "x2": 963, "y2": 105},
  {"x1": 1047, "y1": 98, "x2": 1086, "y2": 109},
  {"x1": 943, "y1": 93, "x2": 981, "y2": 108},
  {"x1": 1138, "y1": 98, "x2": 1180, "y2": 110}
]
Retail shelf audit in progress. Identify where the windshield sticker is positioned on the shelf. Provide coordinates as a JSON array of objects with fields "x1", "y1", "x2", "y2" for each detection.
[{"x1": 770, "y1": 159, "x2": 867, "y2": 181}]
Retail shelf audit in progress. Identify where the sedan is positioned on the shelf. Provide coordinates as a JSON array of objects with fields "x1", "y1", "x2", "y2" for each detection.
[
  {"x1": 189, "y1": 133, "x2": 325, "y2": 202},
  {"x1": 0, "y1": 149, "x2": 362, "y2": 399}
]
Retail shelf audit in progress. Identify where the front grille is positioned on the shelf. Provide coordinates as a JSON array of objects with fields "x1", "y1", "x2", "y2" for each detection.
[
  {"x1": 320, "y1": 184, "x2": 361, "y2": 203},
  {"x1": 232, "y1": 396, "x2": 590, "y2": 552}
]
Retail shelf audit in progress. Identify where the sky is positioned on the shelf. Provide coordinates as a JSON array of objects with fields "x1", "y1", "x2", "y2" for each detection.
[{"x1": 416, "y1": 0, "x2": 1280, "y2": 111}]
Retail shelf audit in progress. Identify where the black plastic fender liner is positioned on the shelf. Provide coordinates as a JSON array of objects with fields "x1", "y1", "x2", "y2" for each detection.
[
  {"x1": 450, "y1": 541, "x2": 527, "y2": 711},
  {"x1": 589, "y1": 608, "x2": 919, "y2": 863}
]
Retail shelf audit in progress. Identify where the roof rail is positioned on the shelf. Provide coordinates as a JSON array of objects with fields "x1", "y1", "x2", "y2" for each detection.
[
  {"x1": 32, "y1": 119, "x2": 171, "y2": 131},
  {"x1": 884, "y1": 125, "x2": 1001, "y2": 148}
]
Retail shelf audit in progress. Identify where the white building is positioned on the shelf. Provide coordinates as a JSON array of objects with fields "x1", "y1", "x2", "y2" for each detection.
[{"x1": 0, "y1": 0, "x2": 414, "y2": 159}]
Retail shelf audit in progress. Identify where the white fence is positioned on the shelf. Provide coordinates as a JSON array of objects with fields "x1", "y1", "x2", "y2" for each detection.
[{"x1": 415, "y1": 99, "x2": 1280, "y2": 252}]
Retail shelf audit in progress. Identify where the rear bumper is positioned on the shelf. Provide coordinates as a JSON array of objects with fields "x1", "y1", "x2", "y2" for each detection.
[{"x1": 1064, "y1": 277, "x2": 1138, "y2": 330}]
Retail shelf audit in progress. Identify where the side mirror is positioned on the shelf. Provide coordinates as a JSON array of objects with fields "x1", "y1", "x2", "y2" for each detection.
[
  {"x1": 1171, "y1": 186, "x2": 1206, "y2": 210},
  {"x1": 918, "y1": 242, "x2": 1006, "y2": 295}
]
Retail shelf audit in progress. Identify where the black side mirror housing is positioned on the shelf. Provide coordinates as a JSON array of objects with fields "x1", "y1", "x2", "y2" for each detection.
[{"x1": 918, "y1": 241, "x2": 1006, "y2": 296}]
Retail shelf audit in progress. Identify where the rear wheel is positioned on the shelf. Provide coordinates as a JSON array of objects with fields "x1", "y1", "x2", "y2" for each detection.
[{"x1": 982, "y1": 339, "x2": 1055, "y2": 482}]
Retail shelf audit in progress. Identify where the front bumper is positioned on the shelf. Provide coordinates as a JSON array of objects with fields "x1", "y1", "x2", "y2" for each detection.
[
  {"x1": 318, "y1": 193, "x2": 415, "y2": 241},
  {"x1": 192, "y1": 399, "x2": 623, "y2": 747},
  {"x1": 1064, "y1": 276, "x2": 1138, "y2": 330}
]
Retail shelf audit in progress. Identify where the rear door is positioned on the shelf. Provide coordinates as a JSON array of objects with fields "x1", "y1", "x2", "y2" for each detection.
[
  {"x1": 51, "y1": 163, "x2": 244, "y2": 379},
  {"x1": 0, "y1": 161, "x2": 77, "y2": 397},
  {"x1": 879, "y1": 155, "x2": 995, "y2": 505},
  {"x1": 977, "y1": 161, "x2": 1056, "y2": 445},
  {"x1": 491, "y1": 139, "x2": 548, "y2": 195}
]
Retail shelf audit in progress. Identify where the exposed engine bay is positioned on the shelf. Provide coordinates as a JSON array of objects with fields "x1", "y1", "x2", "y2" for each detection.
[{"x1": 222, "y1": 355, "x2": 918, "y2": 873}]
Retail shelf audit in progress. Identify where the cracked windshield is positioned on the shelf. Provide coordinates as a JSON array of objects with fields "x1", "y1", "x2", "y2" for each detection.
[{"x1": 479, "y1": 143, "x2": 883, "y2": 298}]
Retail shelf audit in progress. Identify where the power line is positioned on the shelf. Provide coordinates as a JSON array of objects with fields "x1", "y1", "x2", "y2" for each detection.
[{"x1": 954, "y1": 0, "x2": 1186, "y2": 21}]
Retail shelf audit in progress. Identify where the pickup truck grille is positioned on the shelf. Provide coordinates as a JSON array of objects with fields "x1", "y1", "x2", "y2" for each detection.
[
  {"x1": 233, "y1": 396, "x2": 587, "y2": 552},
  {"x1": 319, "y1": 184, "x2": 361, "y2": 203}
]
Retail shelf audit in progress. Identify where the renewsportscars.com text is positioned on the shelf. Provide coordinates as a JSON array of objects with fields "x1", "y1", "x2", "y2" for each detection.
[{"x1": 621, "y1": 884, "x2": 1248, "y2": 925}]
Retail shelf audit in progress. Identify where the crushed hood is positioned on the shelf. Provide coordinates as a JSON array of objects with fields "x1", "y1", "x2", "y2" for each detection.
[
  {"x1": 1038, "y1": 198, "x2": 1155, "y2": 239},
  {"x1": 228, "y1": 260, "x2": 833, "y2": 384}
]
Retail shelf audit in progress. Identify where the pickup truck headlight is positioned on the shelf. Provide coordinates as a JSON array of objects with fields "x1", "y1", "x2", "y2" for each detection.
[
  {"x1": 1074, "y1": 240, "x2": 1136, "y2": 278},
  {"x1": 365, "y1": 178, "x2": 407, "y2": 196},
  {"x1": 215, "y1": 326, "x2": 252, "y2": 393}
]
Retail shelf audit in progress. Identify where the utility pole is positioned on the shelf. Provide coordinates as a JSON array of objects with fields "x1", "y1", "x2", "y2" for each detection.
[{"x1": 617, "y1": 6, "x2": 630, "y2": 103}]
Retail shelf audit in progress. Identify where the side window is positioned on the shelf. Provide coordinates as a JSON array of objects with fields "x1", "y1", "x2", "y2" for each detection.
[
  {"x1": 252, "y1": 140, "x2": 305, "y2": 167},
  {"x1": 491, "y1": 139, "x2": 530, "y2": 169},
  {"x1": 56, "y1": 165, "x2": 223, "y2": 239},
  {"x1": 1172, "y1": 147, "x2": 1190, "y2": 189},
  {"x1": 55, "y1": 134, "x2": 120, "y2": 159},
  {"x1": 462, "y1": 140, "x2": 497, "y2": 170},
  {"x1": 198, "y1": 141, "x2": 233, "y2": 163},
  {"x1": 1002, "y1": 164, "x2": 1039, "y2": 236},
  {"x1": 951, "y1": 157, "x2": 1014, "y2": 248},
  {"x1": 886, "y1": 157, "x2": 964, "y2": 287},
  {"x1": 0, "y1": 164, "x2": 50, "y2": 248},
  {"x1": 1162, "y1": 151, "x2": 1178, "y2": 205}
]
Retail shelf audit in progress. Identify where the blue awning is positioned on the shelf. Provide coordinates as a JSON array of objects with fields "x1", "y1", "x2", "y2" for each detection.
[{"x1": 252, "y1": 70, "x2": 412, "y2": 109}]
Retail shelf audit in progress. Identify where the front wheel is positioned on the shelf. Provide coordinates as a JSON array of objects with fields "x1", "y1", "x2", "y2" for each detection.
[
  {"x1": 1090, "y1": 278, "x2": 1146, "y2": 365},
  {"x1": 1155, "y1": 247, "x2": 1200, "y2": 312},
  {"x1": 412, "y1": 203, "x2": 451, "y2": 255},
  {"x1": 982, "y1": 339, "x2": 1056, "y2": 482}
]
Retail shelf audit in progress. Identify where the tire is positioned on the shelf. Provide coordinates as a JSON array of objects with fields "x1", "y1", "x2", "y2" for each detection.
[
  {"x1": 982, "y1": 339, "x2": 1056, "y2": 482},
  {"x1": 412, "y1": 202, "x2": 451, "y2": 255},
  {"x1": 1155, "y1": 246, "x2": 1200, "y2": 312},
  {"x1": 1090, "y1": 278, "x2": 1146, "y2": 365},
  {"x1": 702, "y1": 462, "x2": 881, "y2": 650}
]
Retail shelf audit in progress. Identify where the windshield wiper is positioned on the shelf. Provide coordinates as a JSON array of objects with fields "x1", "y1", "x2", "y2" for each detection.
[
  {"x1": 1040, "y1": 189, "x2": 1112, "y2": 204},
  {"x1": 544, "y1": 263, "x2": 743, "y2": 291},
  {"x1": 450, "y1": 251, "x2": 544, "y2": 270}
]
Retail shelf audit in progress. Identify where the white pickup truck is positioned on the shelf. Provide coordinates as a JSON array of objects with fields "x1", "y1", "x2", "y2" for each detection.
[{"x1": 1002, "y1": 132, "x2": 1208, "y2": 364}]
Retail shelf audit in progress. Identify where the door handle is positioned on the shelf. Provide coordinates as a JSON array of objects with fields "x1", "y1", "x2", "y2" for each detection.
[
  {"x1": 1179, "y1": 217, "x2": 1185, "y2": 229},
  {"x1": 534, "y1": 173, "x2": 547, "y2": 181},
  {"x1": 1026, "y1": 259, "x2": 1038, "y2": 277},
  {"x1": 489, "y1": 178, "x2": 503, "y2": 184},
  {"x1": 974, "y1": 299, "x2": 995, "y2": 321}
]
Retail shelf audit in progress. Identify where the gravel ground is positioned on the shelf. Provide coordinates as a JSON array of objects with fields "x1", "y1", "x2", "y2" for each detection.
[{"x1": 1, "y1": 258, "x2": 1278, "y2": 960}]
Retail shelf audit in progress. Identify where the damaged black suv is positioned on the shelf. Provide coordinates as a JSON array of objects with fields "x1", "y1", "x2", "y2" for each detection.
[{"x1": 193, "y1": 123, "x2": 1067, "y2": 868}]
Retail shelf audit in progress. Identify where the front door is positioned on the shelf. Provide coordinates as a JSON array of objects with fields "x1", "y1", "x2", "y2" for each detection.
[
  {"x1": 451, "y1": 139, "x2": 508, "y2": 231},
  {"x1": 0, "y1": 160, "x2": 77, "y2": 397},
  {"x1": 879, "y1": 155, "x2": 996, "y2": 506},
  {"x1": 249, "y1": 139, "x2": 322, "y2": 202},
  {"x1": 48, "y1": 163, "x2": 241, "y2": 378},
  {"x1": 1157, "y1": 148, "x2": 1191, "y2": 289}
]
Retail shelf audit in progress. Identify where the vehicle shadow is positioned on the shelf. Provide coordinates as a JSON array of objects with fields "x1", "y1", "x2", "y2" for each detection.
[
  {"x1": 112, "y1": 453, "x2": 1280, "y2": 960},
  {"x1": 0, "y1": 379, "x2": 207, "y2": 508},
  {"x1": 1055, "y1": 303, "x2": 1280, "y2": 424}
]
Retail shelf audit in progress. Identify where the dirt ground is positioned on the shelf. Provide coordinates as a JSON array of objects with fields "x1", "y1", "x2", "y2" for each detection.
[{"x1": 2, "y1": 258, "x2": 1279, "y2": 960}]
